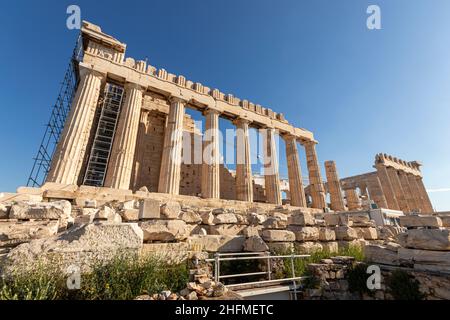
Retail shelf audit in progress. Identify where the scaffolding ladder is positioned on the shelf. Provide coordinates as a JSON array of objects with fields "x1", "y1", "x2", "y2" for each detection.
[{"x1": 82, "y1": 83, "x2": 124, "y2": 187}]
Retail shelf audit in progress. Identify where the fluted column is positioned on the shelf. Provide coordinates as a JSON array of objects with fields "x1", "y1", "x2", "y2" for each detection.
[
  {"x1": 398, "y1": 171, "x2": 418, "y2": 212},
  {"x1": 235, "y1": 118, "x2": 253, "y2": 202},
  {"x1": 104, "y1": 83, "x2": 144, "y2": 190},
  {"x1": 414, "y1": 176, "x2": 434, "y2": 213},
  {"x1": 367, "y1": 176, "x2": 388, "y2": 209},
  {"x1": 263, "y1": 128, "x2": 282, "y2": 205},
  {"x1": 201, "y1": 109, "x2": 221, "y2": 199},
  {"x1": 46, "y1": 67, "x2": 104, "y2": 185},
  {"x1": 386, "y1": 167, "x2": 410, "y2": 212},
  {"x1": 284, "y1": 135, "x2": 306, "y2": 207},
  {"x1": 325, "y1": 161, "x2": 346, "y2": 211},
  {"x1": 158, "y1": 98, "x2": 186, "y2": 195},
  {"x1": 345, "y1": 188, "x2": 361, "y2": 211},
  {"x1": 375, "y1": 164, "x2": 400, "y2": 210},
  {"x1": 407, "y1": 174, "x2": 424, "y2": 213},
  {"x1": 303, "y1": 141, "x2": 327, "y2": 210}
]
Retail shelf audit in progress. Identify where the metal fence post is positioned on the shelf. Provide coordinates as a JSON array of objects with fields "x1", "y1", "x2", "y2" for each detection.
[
  {"x1": 290, "y1": 254, "x2": 297, "y2": 300},
  {"x1": 214, "y1": 253, "x2": 220, "y2": 283}
]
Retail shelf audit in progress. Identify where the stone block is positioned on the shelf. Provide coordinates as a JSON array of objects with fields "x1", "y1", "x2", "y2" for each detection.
[
  {"x1": 288, "y1": 226, "x2": 319, "y2": 241},
  {"x1": 398, "y1": 247, "x2": 450, "y2": 266},
  {"x1": 354, "y1": 227, "x2": 378, "y2": 240},
  {"x1": 213, "y1": 213, "x2": 237, "y2": 225},
  {"x1": 0, "y1": 220, "x2": 59, "y2": 247},
  {"x1": 403, "y1": 229, "x2": 450, "y2": 251},
  {"x1": 188, "y1": 235, "x2": 245, "y2": 252},
  {"x1": 180, "y1": 210, "x2": 202, "y2": 224},
  {"x1": 319, "y1": 228, "x2": 336, "y2": 241},
  {"x1": 262, "y1": 230, "x2": 295, "y2": 242},
  {"x1": 139, "y1": 199, "x2": 161, "y2": 220},
  {"x1": 439, "y1": 215, "x2": 450, "y2": 228},
  {"x1": 242, "y1": 226, "x2": 262, "y2": 237},
  {"x1": 244, "y1": 236, "x2": 269, "y2": 252},
  {"x1": 294, "y1": 242, "x2": 323, "y2": 254},
  {"x1": 9, "y1": 200, "x2": 73, "y2": 229},
  {"x1": 247, "y1": 212, "x2": 267, "y2": 225},
  {"x1": 321, "y1": 241, "x2": 339, "y2": 253},
  {"x1": 161, "y1": 201, "x2": 181, "y2": 219},
  {"x1": 94, "y1": 206, "x2": 122, "y2": 223},
  {"x1": 208, "y1": 224, "x2": 245, "y2": 236},
  {"x1": 399, "y1": 215, "x2": 443, "y2": 228},
  {"x1": 364, "y1": 244, "x2": 399, "y2": 266},
  {"x1": 288, "y1": 211, "x2": 315, "y2": 226},
  {"x1": 263, "y1": 216, "x2": 288, "y2": 229},
  {"x1": 0, "y1": 203, "x2": 9, "y2": 219},
  {"x1": 120, "y1": 209, "x2": 139, "y2": 222},
  {"x1": 334, "y1": 226, "x2": 358, "y2": 241},
  {"x1": 323, "y1": 213, "x2": 339, "y2": 226},
  {"x1": 139, "y1": 219, "x2": 189, "y2": 241},
  {"x1": 199, "y1": 210, "x2": 215, "y2": 225},
  {"x1": 267, "y1": 242, "x2": 294, "y2": 253}
]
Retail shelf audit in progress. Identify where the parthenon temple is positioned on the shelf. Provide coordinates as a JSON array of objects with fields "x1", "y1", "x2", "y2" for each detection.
[{"x1": 42, "y1": 21, "x2": 433, "y2": 214}]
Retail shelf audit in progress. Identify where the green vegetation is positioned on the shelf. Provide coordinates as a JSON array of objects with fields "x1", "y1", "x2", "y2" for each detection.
[
  {"x1": 0, "y1": 255, "x2": 188, "y2": 300},
  {"x1": 386, "y1": 270, "x2": 425, "y2": 300},
  {"x1": 347, "y1": 263, "x2": 375, "y2": 297}
]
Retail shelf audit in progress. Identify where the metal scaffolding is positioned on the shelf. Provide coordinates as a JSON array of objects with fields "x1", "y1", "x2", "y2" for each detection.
[
  {"x1": 26, "y1": 35, "x2": 84, "y2": 187},
  {"x1": 82, "y1": 83, "x2": 124, "y2": 187}
]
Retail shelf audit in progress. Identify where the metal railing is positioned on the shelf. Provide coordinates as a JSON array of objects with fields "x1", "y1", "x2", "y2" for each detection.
[{"x1": 205, "y1": 252, "x2": 310, "y2": 300}]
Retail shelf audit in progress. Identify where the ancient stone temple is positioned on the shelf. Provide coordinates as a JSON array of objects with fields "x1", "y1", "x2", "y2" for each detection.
[
  {"x1": 44, "y1": 21, "x2": 327, "y2": 209},
  {"x1": 340, "y1": 154, "x2": 434, "y2": 214}
]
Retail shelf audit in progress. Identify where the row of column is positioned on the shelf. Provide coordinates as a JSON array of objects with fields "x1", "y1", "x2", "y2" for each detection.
[
  {"x1": 47, "y1": 67, "x2": 327, "y2": 209},
  {"x1": 376, "y1": 165, "x2": 433, "y2": 213}
]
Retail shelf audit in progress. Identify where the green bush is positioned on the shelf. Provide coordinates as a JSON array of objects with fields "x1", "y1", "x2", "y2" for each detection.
[
  {"x1": 347, "y1": 263, "x2": 374, "y2": 297},
  {"x1": 0, "y1": 255, "x2": 189, "y2": 300},
  {"x1": 386, "y1": 270, "x2": 425, "y2": 300}
]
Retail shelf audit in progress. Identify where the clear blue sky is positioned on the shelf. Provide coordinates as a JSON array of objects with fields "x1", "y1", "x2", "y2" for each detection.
[{"x1": 1, "y1": 0, "x2": 450, "y2": 210}]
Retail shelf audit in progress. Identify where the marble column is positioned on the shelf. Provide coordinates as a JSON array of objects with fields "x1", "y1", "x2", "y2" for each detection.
[
  {"x1": 367, "y1": 176, "x2": 389, "y2": 209},
  {"x1": 345, "y1": 188, "x2": 361, "y2": 211},
  {"x1": 407, "y1": 174, "x2": 424, "y2": 213},
  {"x1": 398, "y1": 171, "x2": 419, "y2": 212},
  {"x1": 104, "y1": 83, "x2": 144, "y2": 190},
  {"x1": 46, "y1": 67, "x2": 105, "y2": 185},
  {"x1": 235, "y1": 118, "x2": 253, "y2": 202},
  {"x1": 325, "y1": 161, "x2": 346, "y2": 212},
  {"x1": 414, "y1": 176, "x2": 434, "y2": 213},
  {"x1": 158, "y1": 97, "x2": 186, "y2": 195},
  {"x1": 375, "y1": 164, "x2": 400, "y2": 210},
  {"x1": 263, "y1": 128, "x2": 282, "y2": 205},
  {"x1": 284, "y1": 135, "x2": 306, "y2": 207},
  {"x1": 386, "y1": 167, "x2": 410, "y2": 212},
  {"x1": 303, "y1": 141, "x2": 327, "y2": 210},
  {"x1": 201, "y1": 109, "x2": 221, "y2": 199}
]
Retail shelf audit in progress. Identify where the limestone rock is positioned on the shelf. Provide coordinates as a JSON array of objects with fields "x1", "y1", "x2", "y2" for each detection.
[
  {"x1": 208, "y1": 224, "x2": 245, "y2": 236},
  {"x1": 120, "y1": 209, "x2": 139, "y2": 222},
  {"x1": 0, "y1": 220, "x2": 59, "y2": 247},
  {"x1": 263, "y1": 216, "x2": 287, "y2": 229},
  {"x1": 188, "y1": 235, "x2": 245, "y2": 252},
  {"x1": 180, "y1": 210, "x2": 202, "y2": 224},
  {"x1": 354, "y1": 227, "x2": 378, "y2": 240},
  {"x1": 334, "y1": 226, "x2": 358, "y2": 241},
  {"x1": 3, "y1": 223, "x2": 143, "y2": 274},
  {"x1": 267, "y1": 242, "x2": 294, "y2": 253},
  {"x1": 94, "y1": 206, "x2": 122, "y2": 223},
  {"x1": 199, "y1": 210, "x2": 214, "y2": 225},
  {"x1": 247, "y1": 212, "x2": 266, "y2": 225},
  {"x1": 139, "y1": 219, "x2": 188, "y2": 241},
  {"x1": 213, "y1": 213, "x2": 237, "y2": 225},
  {"x1": 235, "y1": 214, "x2": 249, "y2": 225},
  {"x1": 323, "y1": 213, "x2": 340, "y2": 226},
  {"x1": 288, "y1": 211, "x2": 315, "y2": 226},
  {"x1": 399, "y1": 215, "x2": 443, "y2": 229},
  {"x1": 403, "y1": 229, "x2": 450, "y2": 251},
  {"x1": 242, "y1": 226, "x2": 261, "y2": 237},
  {"x1": 119, "y1": 200, "x2": 137, "y2": 210},
  {"x1": 0, "y1": 203, "x2": 10, "y2": 219},
  {"x1": 398, "y1": 247, "x2": 450, "y2": 267},
  {"x1": 139, "y1": 199, "x2": 161, "y2": 220},
  {"x1": 365, "y1": 244, "x2": 399, "y2": 266},
  {"x1": 244, "y1": 236, "x2": 269, "y2": 252},
  {"x1": 321, "y1": 241, "x2": 339, "y2": 253},
  {"x1": 319, "y1": 228, "x2": 336, "y2": 241},
  {"x1": 74, "y1": 214, "x2": 95, "y2": 226},
  {"x1": 294, "y1": 242, "x2": 323, "y2": 254},
  {"x1": 9, "y1": 200, "x2": 73, "y2": 229},
  {"x1": 439, "y1": 215, "x2": 450, "y2": 228},
  {"x1": 161, "y1": 201, "x2": 181, "y2": 219},
  {"x1": 288, "y1": 226, "x2": 319, "y2": 241},
  {"x1": 262, "y1": 230, "x2": 295, "y2": 242}
]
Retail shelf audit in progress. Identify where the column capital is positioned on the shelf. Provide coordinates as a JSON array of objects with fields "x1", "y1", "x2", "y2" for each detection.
[
  {"x1": 168, "y1": 96, "x2": 188, "y2": 105},
  {"x1": 233, "y1": 117, "x2": 251, "y2": 126},
  {"x1": 78, "y1": 65, "x2": 106, "y2": 80},
  {"x1": 300, "y1": 139, "x2": 318, "y2": 147},
  {"x1": 282, "y1": 133, "x2": 298, "y2": 142},
  {"x1": 202, "y1": 108, "x2": 221, "y2": 116}
]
